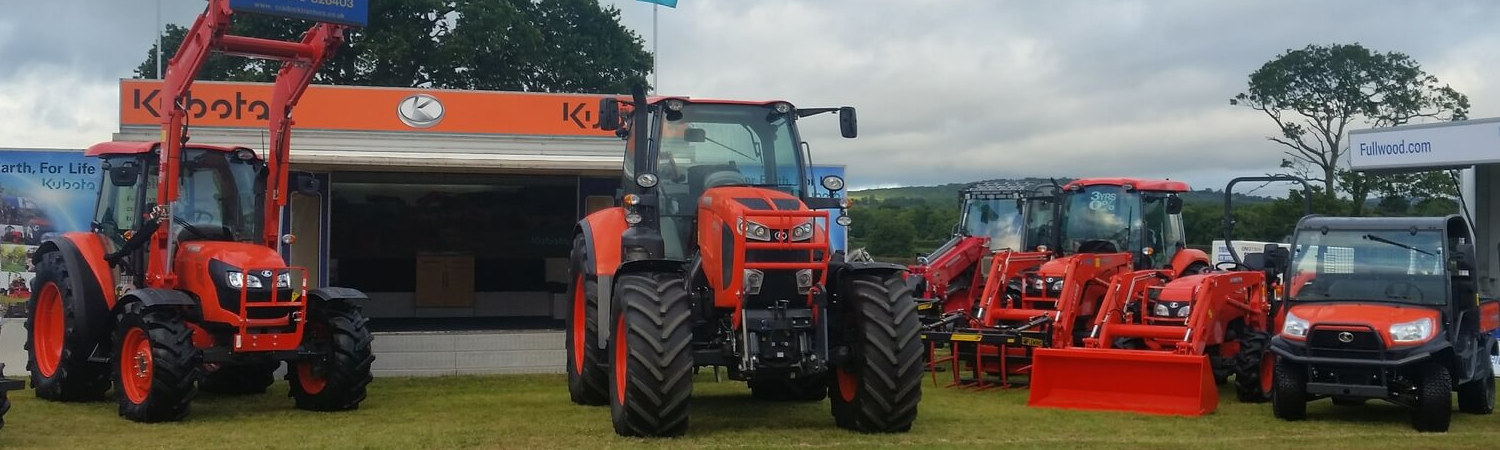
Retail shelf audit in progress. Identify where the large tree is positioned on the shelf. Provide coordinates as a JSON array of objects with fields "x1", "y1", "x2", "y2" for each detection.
[
  {"x1": 134, "y1": 0, "x2": 652, "y2": 93},
  {"x1": 1231, "y1": 43, "x2": 1468, "y2": 215}
]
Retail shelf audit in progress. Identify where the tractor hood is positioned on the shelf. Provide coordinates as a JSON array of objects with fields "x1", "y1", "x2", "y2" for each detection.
[
  {"x1": 1285, "y1": 303, "x2": 1442, "y2": 347},
  {"x1": 702, "y1": 185, "x2": 814, "y2": 230}
]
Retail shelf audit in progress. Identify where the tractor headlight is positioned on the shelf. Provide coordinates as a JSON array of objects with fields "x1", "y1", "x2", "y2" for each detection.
[
  {"x1": 1176, "y1": 304, "x2": 1191, "y2": 318},
  {"x1": 635, "y1": 173, "x2": 659, "y2": 188},
  {"x1": 276, "y1": 272, "x2": 292, "y2": 289},
  {"x1": 1281, "y1": 311, "x2": 1309, "y2": 338},
  {"x1": 1047, "y1": 278, "x2": 1064, "y2": 292},
  {"x1": 1153, "y1": 303, "x2": 1170, "y2": 317},
  {"x1": 743, "y1": 220, "x2": 772, "y2": 241},
  {"x1": 665, "y1": 99, "x2": 686, "y2": 112},
  {"x1": 226, "y1": 271, "x2": 263, "y2": 289},
  {"x1": 743, "y1": 269, "x2": 765, "y2": 295},
  {"x1": 836, "y1": 215, "x2": 852, "y2": 226},
  {"x1": 790, "y1": 220, "x2": 815, "y2": 242},
  {"x1": 1390, "y1": 317, "x2": 1434, "y2": 343},
  {"x1": 821, "y1": 175, "x2": 845, "y2": 192}
]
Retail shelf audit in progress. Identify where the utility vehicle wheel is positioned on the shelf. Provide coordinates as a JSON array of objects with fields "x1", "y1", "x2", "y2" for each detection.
[
  {"x1": 202, "y1": 361, "x2": 279, "y2": 395},
  {"x1": 1412, "y1": 361, "x2": 1452, "y2": 432},
  {"x1": 290, "y1": 300, "x2": 374, "y2": 411},
  {"x1": 25, "y1": 252, "x2": 109, "y2": 401},
  {"x1": 608, "y1": 273, "x2": 693, "y2": 437},
  {"x1": 566, "y1": 237, "x2": 608, "y2": 406},
  {"x1": 113, "y1": 304, "x2": 201, "y2": 422},
  {"x1": 1234, "y1": 330, "x2": 1272, "y2": 403},
  {"x1": 749, "y1": 375, "x2": 827, "y2": 402},
  {"x1": 830, "y1": 272, "x2": 922, "y2": 433},
  {"x1": 1271, "y1": 361, "x2": 1306, "y2": 421},
  {"x1": 1457, "y1": 337, "x2": 1495, "y2": 415}
]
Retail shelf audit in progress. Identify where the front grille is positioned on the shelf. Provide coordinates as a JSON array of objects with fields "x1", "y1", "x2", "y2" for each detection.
[
  {"x1": 1308, "y1": 327, "x2": 1383, "y2": 359},
  {"x1": 748, "y1": 249, "x2": 808, "y2": 263}
]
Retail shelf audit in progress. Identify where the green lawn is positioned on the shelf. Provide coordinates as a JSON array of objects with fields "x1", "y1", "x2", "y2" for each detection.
[{"x1": 2, "y1": 372, "x2": 1497, "y2": 449}]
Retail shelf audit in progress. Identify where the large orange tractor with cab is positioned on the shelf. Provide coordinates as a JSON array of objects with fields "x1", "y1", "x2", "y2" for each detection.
[
  {"x1": 1270, "y1": 214, "x2": 1498, "y2": 432},
  {"x1": 566, "y1": 87, "x2": 922, "y2": 437},
  {"x1": 1027, "y1": 176, "x2": 1311, "y2": 416},
  {"x1": 24, "y1": 0, "x2": 373, "y2": 422}
]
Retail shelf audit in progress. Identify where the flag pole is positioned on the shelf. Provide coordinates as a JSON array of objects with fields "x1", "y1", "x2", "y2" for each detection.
[
  {"x1": 156, "y1": 0, "x2": 163, "y2": 78},
  {"x1": 652, "y1": 3, "x2": 659, "y2": 93}
]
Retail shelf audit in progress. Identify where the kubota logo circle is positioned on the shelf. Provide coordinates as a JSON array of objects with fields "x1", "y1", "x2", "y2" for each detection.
[
  {"x1": 1337, "y1": 332, "x2": 1354, "y2": 343},
  {"x1": 397, "y1": 94, "x2": 444, "y2": 128}
]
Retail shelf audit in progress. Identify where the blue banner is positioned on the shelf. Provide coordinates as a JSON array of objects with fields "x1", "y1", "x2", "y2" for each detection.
[
  {"x1": 808, "y1": 165, "x2": 847, "y2": 254},
  {"x1": 636, "y1": 0, "x2": 679, "y2": 8},
  {"x1": 0, "y1": 149, "x2": 99, "y2": 303},
  {"x1": 229, "y1": 0, "x2": 370, "y2": 27}
]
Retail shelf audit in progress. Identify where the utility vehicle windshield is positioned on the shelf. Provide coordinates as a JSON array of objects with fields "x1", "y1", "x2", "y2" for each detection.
[
  {"x1": 961, "y1": 196, "x2": 1024, "y2": 250},
  {"x1": 1287, "y1": 229, "x2": 1446, "y2": 305},
  {"x1": 651, "y1": 103, "x2": 802, "y2": 198}
]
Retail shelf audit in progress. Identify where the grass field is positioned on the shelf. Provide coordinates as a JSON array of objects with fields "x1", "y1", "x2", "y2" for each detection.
[{"x1": 2, "y1": 372, "x2": 1498, "y2": 449}]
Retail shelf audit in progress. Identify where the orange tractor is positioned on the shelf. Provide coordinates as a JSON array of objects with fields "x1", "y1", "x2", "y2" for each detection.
[
  {"x1": 1027, "y1": 176, "x2": 1311, "y2": 415},
  {"x1": 24, "y1": 0, "x2": 372, "y2": 422},
  {"x1": 567, "y1": 87, "x2": 922, "y2": 437}
]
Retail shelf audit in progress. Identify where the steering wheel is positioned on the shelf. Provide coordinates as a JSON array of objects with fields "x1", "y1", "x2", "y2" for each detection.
[
  {"x1": 191, "y1": 209, "x2": 216, "y2": 223},
  {"x1": 658, "y1": 151, "x2": 682, "y2": 183},
  {"x1": 1384, "y1": 281, "x2": 1423, "y2": 302},
  {"x1": 1216, "y1": 260, "x2": 1247, "y2": 271}
]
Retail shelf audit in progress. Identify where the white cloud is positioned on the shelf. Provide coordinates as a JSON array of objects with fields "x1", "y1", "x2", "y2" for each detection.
[{"x1": 0, "y1": 65, "x2": 118, "y2": 150}]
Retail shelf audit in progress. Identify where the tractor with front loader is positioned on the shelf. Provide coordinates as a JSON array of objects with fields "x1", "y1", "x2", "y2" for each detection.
[
  {"x1": 566, "y1": 87, "x2": 922, "y2": 437},
  {"x1": 1270, "y1": 214, "x2": 1498, "y2": 432},
  {"x1": 24, "y1": 0, "x2": 373, "y2": 422},
  {"x1": 1026, "y1": 176, "x2": 1311, "y2": 416}
]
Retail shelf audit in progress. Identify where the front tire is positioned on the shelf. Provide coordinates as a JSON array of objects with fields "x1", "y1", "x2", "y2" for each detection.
[
  {"x1": 289, "y1": 300, "x2": 374, "y2": 411},
  {"x1": 1412, "y1": 361, "x2": 1453, "y2": 432},
  {"x1": 830, "y1": 272, "x2": 922, "y2": 433},
  {"x1": 566, "y1": 240, "x2": 608, "y2": 406},
  {"x1": 608, "y1": 273, "x2": 693, "y2": 437},
  {"x1": 1271, "y1": 361, "x2": 1307, "y2": 421},
  {"x1": 112, "y1": 304, "x2": 201, "y2": 422},
  {"x1": 26, "y1": 251, "x2": 109, "y2": 401},
  {"x1": 1234, "y1": 330, "x2": 1272, "y2": 403},
  {"x1": 1458, "y1": 337, "x2": 1496, "y2": 415}
]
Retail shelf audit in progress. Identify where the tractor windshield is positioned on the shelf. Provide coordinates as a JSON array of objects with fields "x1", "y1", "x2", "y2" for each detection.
[
  {"x1": 1058, "y1": 185, "x2": 1142, "y2": 254},
  {"x1": 171, "y1": 149, "x2": 265, "y2": 243},
  {"x1": 961, "y1": 197, "x2": 1024, "y2": 250},
  {"x1": 653, "y1": 103, "x2": 803, "y2": 198},
  {"x1": 1287, "y1": 229, "x2": 1447, "y2": 305}
]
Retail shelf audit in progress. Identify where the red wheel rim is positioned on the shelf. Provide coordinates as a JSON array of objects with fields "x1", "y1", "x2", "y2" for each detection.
[
  {"x1": 571, "y1": 275, "x2": 586, "y2": 373},
  {"x1": 33, "y1": 282, "x2": 63, "y2": 377},
  {"x1": 836, "y1": 368, "x2": 858, "y2": 402},
  {"x1": 297, "y1": 362, "x2": 328, "y2": 394},
  {"x1": 613, "y1": 313, "x2": 627, "y2": 404},
  {"x1": 120, "y1": 327, "x2": 152, "y2": 404}
]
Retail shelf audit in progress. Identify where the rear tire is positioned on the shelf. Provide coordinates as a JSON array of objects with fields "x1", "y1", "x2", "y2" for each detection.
[
  {"x1": 830, "y1": 272, "x2": 922, "y2": 433},
  {"x1": 566, "y1": 236, "x2": 608, "y2": 406},
  {"x1": 289, "y1": 300, "x2": 374, "y2": 411},
  {"x1": 112, "y1": 304, "x2": 201, "y2": 423},
  {"x1": 1234, "y1": 330, "x2": 1271, "y2": 403},
  {"x1": 1458, "y1": 337, "x2": 1495, "y2": 415},
  {"x1": 1271, "y1": 361, "x2": 1307, "y2": 421},
  {"x1": 1412, "y1": 361, "x2": 1452, "y2": 432},
  {"x1": 25, "y1": 251, "x2": 109, "y2": 401},
  {"x1": 201, "y1": 361, "x2": 279, "y2": 395},
  {"x1": 609, "y1": 273, "x2": 693, "y2": 437},
  {"x1": 749, "y1": 375, "x2": 827, "y2": 402}
]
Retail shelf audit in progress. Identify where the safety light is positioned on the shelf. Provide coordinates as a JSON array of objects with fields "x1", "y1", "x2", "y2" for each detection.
[
  {"x1": 235, "y1": 148, "x2": 257, "y2": 161},
  {"x1": 1142, "y1": 246, "x2": 1155, "y2": 256},
  {"x1": 836, "y1": 215, "x2": 852, "y2": 226},
  {"x1": 821, "y1": 175, "x2": 845, "y2": 192},
  {"x1": 636, "y1": 173, "x2": 659, "y2": 188},
  {"x1": 774, "y1": 102, "x2": 793, "y2": 114},
  {"x1": 623, "y1": 194, "x2": 641, "y2": 206},
  {"x1": 624, "y1": 213, "x2": 643, "y2": 225},
  {"x1": 281, "y1": 234, "x2": 297, "y2": 244},
  {"x1": 665, "y1": 99, "x2": 686, "y2": 112}
]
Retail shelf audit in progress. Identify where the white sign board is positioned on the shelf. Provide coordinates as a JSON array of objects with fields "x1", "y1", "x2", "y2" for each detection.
[
  {"x1": 1349, "y1": 117, "x2": 1500, "y2": 171},
  {"x1": 1210, "y1": 240, "x2": 1288, "y2": 264}
]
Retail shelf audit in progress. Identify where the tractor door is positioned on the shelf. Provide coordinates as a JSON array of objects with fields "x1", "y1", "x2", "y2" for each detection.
[
  {"x1": 1140, "y1": 193, "x2": 1185, "y2": 269},
  {"x1": 95, "y1": 155, "x2": 156, "y2": 287}
]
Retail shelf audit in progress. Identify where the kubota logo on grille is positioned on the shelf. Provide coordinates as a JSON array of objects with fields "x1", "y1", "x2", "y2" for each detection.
[{"x1": 1337, "y1": 332, "x2": 1354, "y2": 343}]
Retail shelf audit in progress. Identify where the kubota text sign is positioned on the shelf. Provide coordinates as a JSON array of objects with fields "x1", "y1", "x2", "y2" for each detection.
[
  {"x1": 228, "y1": 0, "x2": 370, "y2": 27},
  {"x1": 120, "y1": 79, "x2": 616, "y2": 137}
]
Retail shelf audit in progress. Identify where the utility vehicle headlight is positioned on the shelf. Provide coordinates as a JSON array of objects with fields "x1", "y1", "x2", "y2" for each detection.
[
  {"x1": 1390, "y1": 317, "x2": 1434, "y2": 343},
  {"x1": 1281, "y1": 312, "x2": 1309, "y2": 338}
]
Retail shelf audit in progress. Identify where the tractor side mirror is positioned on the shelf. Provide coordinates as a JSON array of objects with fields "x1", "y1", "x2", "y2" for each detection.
[
  {"x1": 684, "y1": 127, "x2": 706, "y2": 143},
  {"x1": 1166, "y1": 196, "x2": 1183, "y2": 215},
  {"x1": 1451, "y1": 242, "x2": 1477, "y2": 273},
  {"x1": 1263, "y1": 244, "x2": 1290, "y2": 273},
  {"x1": 109, "y1": 162, "x2": 140, "y2": 187},
  {"x1": 290, "y1": 172, "x2": 321, "y2": 196},
  {"x1": 598, "y1": 97, "x2": 620, "y2": 131},
  {"x1": 838, "y1": 106, "x2": 857, "y2": 138}
]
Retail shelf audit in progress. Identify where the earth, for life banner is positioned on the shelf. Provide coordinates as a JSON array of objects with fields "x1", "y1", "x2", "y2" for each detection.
[{"x1": 0, "y1": 149, "x2": 98, "y2": 305}]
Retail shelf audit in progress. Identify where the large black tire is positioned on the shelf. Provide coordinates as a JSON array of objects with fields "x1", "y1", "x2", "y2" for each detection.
[
  {"x1": 1271, "y1": 361, "x2": 1307, "y2": 421},
  {"x1": 1412, "y1": 361, "x2": 1452, "y2": 432},
  {"x1": 112, "y1": 304, "x2": 201, "y2": 422},
  {"x1": 829, "y1": 273, "x2": 922, "y2": 433},
  {"x1": 25, "y1": 251, "x2": 110, "y2": 401},
  {"x1": 1234, "y1": 330, "x2": 1272, "y2": 403},
  {"x1": 201, "y1": 361, "x2": 279, "y2": 395},
  {"x1": 608, "y1": 273, "x2": 693, "y2": 437},
  {"x1": 1457, "y1": 337, "x2": 1495, "y2": 415},
  {"x1": 289, "y1": 300, "x2": 374, "y2": 411},
  {"x1": 749, "y1": 375, "x2": 827, "y2": 402},
  {"x1": 566, "y1": 236, "x2": 608, "y2": 406}
]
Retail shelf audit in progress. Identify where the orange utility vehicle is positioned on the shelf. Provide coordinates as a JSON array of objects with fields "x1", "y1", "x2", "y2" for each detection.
[
  {"x1": 1270, "y1": 215, "x2": 1498, "y2": 432},
  {"x1": 24, "y1": 0, "x2": 372, "y2": 422},
  {"x1": 567, "y1": 87, "x2": 922, "y2": 437}
]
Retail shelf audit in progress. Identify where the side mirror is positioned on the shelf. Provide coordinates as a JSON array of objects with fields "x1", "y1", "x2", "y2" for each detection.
[
  {"x1": 1451, "y1": 242, "x2": 1477, "y2": 273},
  {"x1": 598, "y1": 97, "x2": 620, "y2": 131},
  {"x1": 1166, "y1": 196, "x2": 1183, "y2": 215},
  {"x1": 684, "y1": 127, "x2": 706, "y2": 143},
  {"x1": 1263, "y1": 244, "x2": 1290, "y2": 273},
  {"x1": 109, "y1": 162, "x2": 140, "y2": 187},
  {"x1": 838, "y1": 106, "x2": 857, "y2": 138},
  {"x1": 290, "y1": 172, "x2": 321, "y2": 196}
]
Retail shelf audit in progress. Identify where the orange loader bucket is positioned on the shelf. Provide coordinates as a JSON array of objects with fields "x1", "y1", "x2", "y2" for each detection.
[{"x1": 1027, "y1": 348, "x2": 1218, "y2": 416}]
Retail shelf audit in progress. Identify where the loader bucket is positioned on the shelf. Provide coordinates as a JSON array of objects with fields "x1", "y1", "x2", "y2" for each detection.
[{"x1": 1027, "y1": 348, "x2": 1218, "y2": 416}]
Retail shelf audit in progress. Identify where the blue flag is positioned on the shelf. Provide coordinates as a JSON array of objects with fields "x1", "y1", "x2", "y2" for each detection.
[{"x1": 637, "y1": 0, "x2": 678, "y2": 7}]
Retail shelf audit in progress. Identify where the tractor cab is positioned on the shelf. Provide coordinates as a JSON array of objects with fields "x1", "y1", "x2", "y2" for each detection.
[
  {"x1": 955, "y1": 183, "x2": 1028, "y2": 251},
  {"x1": 1270, "y1": 215, "x2": 1499, "y2": 431},
  {"x1": 1055, "y1": 178, "x2": 1189, "y2": 271},
  {"x1": 92, "y1": 143, "x2": 266, "y2": 249}
]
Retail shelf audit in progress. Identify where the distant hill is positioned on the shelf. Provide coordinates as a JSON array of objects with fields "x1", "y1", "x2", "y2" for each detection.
[{"x1": 851, "y1": 178, "x2": 1278, "y2": 207}]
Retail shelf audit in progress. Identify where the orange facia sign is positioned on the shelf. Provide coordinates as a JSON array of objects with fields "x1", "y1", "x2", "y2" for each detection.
[{"x1": 120, "y1": 79, "x2": 616, "y2": 137}]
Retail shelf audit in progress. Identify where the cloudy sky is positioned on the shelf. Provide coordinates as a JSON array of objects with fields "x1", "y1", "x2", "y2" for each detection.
[{"x1": 2, "y1": 1, "x2": 1496, "y2": 192}]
